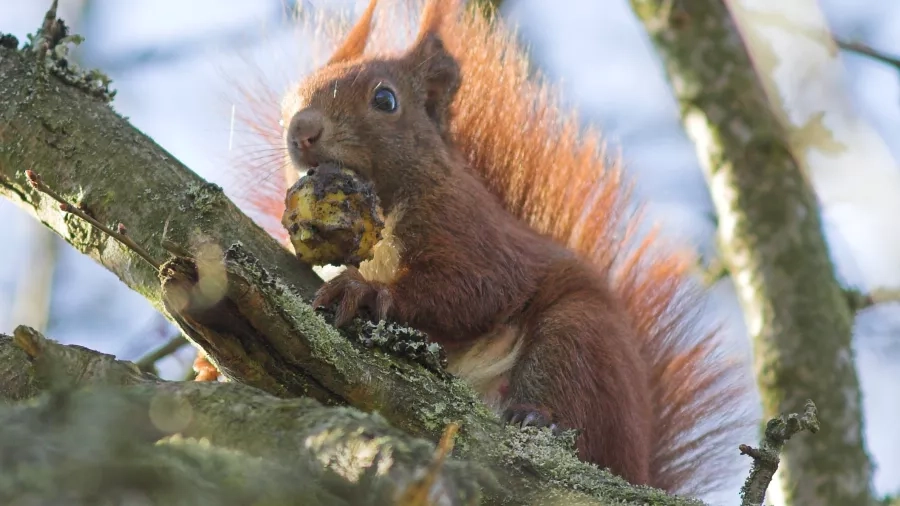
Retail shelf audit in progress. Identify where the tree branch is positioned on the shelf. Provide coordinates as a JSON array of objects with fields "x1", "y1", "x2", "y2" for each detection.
[
  {"x1": 632, "y1": 1, "x2": 873, "y2": 504},
  {"x1": 845, "y1": 287, "x2": 900, "y2": 312},
  {"x1": 0, "y1": 328, "x2": 489, "y2": 506},
  {"x1": 0, "y1": 25, "x2": 704, "y2": 506},
  {"x1": 0, "y1": 42, "x2": 324, "y2": 310},
  {"x1": 738, "y1": 400, "x2": 820, "y2": 506},
  {"x1": 1, "y1": 326, "x2": 709, "y2": 506},
  {"x1": 836, "y1": 39, "x2": 900, "y2": 70},
  {"x1": 135, "y1": 332, "x2": 190, "y2": 373}
]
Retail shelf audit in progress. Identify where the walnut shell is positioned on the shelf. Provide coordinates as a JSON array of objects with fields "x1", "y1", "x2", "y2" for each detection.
[{"x1": 281, "y1": 163, "x2": 384, "y2": 267}]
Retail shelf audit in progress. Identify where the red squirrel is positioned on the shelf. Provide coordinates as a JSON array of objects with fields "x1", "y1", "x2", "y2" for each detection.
[{"x1": 233, "y1": 0, "x2": 749, "y2": 497}]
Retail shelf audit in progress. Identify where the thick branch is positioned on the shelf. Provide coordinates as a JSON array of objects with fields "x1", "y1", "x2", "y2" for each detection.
[
  {"x1": 0, "y1": 39, "x2": 703, "y2": 505},
  {"x1": 1, "y1": 327, "x2": 709, "y2": 506},
  {"x1": 0, "y1": 43, "x2": 323, "y2": 311},
  {"x1": 0, "y1": 329, "x2": 488, "y2": 506},
  {"x1": 632, "y1": 1, "x2": 873, "y2": 504}
]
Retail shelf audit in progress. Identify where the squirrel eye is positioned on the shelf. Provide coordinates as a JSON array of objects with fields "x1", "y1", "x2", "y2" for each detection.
[{"x1": 371, "y1": 87, "x2": 398, "y2": 113}]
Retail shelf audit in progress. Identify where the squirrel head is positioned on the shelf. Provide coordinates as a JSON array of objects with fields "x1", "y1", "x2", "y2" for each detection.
[{"x1": 282, "y1": 0, "x2": 462, "y2": 211}]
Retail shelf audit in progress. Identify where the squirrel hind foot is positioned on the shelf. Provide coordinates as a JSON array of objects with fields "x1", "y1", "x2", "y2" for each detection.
[{"x1": 502, "y1": 404, "x2": 561, "y2": 434}]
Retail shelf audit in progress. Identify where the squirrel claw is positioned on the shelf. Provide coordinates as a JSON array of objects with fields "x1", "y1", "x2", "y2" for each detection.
[
  {"x1": 503, "y1": 404, "x2": 558, "y2": 433},
  {"x1": 313, "y1": 266, "x2": 393, "y2": 327}
]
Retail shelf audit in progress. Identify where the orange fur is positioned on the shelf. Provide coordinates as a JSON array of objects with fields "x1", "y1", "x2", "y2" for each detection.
[
  {"x1": 226, "y1": 0, "x2": 750, "y2": 497},
  {"x1": 434, "y1": 7, "x2": 749, "y2": 493},
  {"x1": 327, "y1": 0, "x2": 379, "y2": 65}
]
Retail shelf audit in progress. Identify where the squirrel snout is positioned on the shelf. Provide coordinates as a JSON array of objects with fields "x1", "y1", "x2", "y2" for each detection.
[{"x1": 288, "y1": 109, "x2": 325, "y2": 155}]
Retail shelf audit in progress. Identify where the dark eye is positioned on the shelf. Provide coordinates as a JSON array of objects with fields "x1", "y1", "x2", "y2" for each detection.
[{"x1": 371, "y1": 87, "x2": 398, "y2": 113}]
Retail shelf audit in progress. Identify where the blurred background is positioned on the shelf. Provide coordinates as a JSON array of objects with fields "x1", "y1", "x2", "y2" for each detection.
[{"x1": 1, "y1": 0, "x2": 898, "y2": 503}]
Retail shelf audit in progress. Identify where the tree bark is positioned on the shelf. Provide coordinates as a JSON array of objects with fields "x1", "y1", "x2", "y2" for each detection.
[
  {"x1": 0, "y1": 41, "x2": 323, "y2": 311},
  {"x1": 631, "y1": 1, "x2": 874, "y2": 505},
  {"x1": 10, "y1": 223, "x2": 58, "y2": 332},
  {"x1": 0, "y1": 35, "x2": 704, "y2": 506},
  {"x1": 0, "y1": 327, "x2": 488, "y2": 506},
  {"x1": 0, "y1": 326, "x2": 707, "y2": 506}
]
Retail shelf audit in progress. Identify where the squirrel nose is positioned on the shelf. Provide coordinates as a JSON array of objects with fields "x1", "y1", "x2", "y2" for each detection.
[{"x1": 288, "y1": 109, "x2": 324, "y2": 150}]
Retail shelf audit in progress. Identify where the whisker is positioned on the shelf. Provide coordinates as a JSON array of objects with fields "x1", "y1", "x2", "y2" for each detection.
[
  {"x1": 229, "y1": 104, "x2": 236, "y2": 151},
  {"x1": 231, "y1": 147, "x2": 287, "y2": 158},
  {"x1": 231, "y1": 147, "x2": 288, "y2": 157}
]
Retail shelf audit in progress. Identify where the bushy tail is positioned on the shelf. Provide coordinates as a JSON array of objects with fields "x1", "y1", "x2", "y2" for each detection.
[
  {"x1": 227, "y1": 0, "x2": 751, "y2": 497},
  {"x1": 433, "y1": 4, "x2": 751, "y2": 495}
]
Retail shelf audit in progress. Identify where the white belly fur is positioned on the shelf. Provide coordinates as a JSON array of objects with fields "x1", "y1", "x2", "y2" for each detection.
[{"x1": 445, "y1": 325, "x2": 524, "y2": 414}]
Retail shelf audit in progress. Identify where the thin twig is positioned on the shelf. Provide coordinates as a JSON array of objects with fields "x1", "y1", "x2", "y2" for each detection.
[
  {"x1": 845, "y1": 287, "x2": 900, "y2": 312},
  {"x1": 739, "y1": 400, "x2": 820, "y2": 506},
  {"x1": 836, "y1": 39, "x2": 900, "y2": 70},
  {"x1": 34, "y1": 0, "x2": 60, "y2": 61},
  {"x1": 398, "y1": 422, "x2": 461, "y2": 505},
  {"x1": 24, "y1": 170, "x2": 162, "y2": 270},
  {"x1": 744, "y1": 10, "x2": 900, "y2": 70},
  {"x1": 40, "y1": 0, "x2": 59, "y2": 36},
  {"x1": 134, "y1": 334, "x2": 190, "y2": 373}
]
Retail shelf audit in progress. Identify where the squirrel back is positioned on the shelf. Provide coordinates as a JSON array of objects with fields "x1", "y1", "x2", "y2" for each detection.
[{"x1": 230, "y1": 0, "x2": 750, "y2": 497}]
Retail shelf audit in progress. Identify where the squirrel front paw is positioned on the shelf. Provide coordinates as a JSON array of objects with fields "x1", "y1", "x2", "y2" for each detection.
[
  {"x1": 503, "y1": 404, "x2": 560, "y2": 434},
  {"x1": 313, "y1": 266, "x2": 393, "y2": 327}
]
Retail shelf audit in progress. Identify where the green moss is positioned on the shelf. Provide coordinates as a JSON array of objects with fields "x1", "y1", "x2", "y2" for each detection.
[{"x1": 274, "y1": 278, "x2": 356, "y2": 363}]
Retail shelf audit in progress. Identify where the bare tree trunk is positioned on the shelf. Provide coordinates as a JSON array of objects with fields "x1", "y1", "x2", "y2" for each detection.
[
  {"x1": 631, "y1": 1, "x2": 874, "y2": 505},
  {"x1": 10, "y1": 223, "x2": 58, "y2": 332}
]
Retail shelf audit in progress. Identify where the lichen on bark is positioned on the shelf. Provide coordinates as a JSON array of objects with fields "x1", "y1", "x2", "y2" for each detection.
[
  {"x1": 0, "y1": 328, "x2": 710, "y2": 506},
  {"x1": 0, "y1": 331, "x2": 490, "y2": 506},
  {"x1": 632, "y1": 1, "x2": 874, "y2": 504}
]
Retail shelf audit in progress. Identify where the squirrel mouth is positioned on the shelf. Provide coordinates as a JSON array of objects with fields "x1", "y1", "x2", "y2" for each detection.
[
  {"x1": 296, "y1": 150, "x2": 324, "y2": 169},
  {"x1": 296, "y1": 156, "x2": 350, "y2": 177},
  {"x1": 290, "y1": 150, "x2": 367, "y2": 183}
]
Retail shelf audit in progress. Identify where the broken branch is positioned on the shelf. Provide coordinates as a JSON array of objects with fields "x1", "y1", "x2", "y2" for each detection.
[{"x1": 738, "y1": 400, "x2": 820, "y2": 506}]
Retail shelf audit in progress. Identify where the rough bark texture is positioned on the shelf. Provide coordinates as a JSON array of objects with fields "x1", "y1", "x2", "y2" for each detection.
[
  {"x1": 0, "y1": 40, "x2": 706, "y2": 506},
  {"x1": 0, "y1": 326, "x2": 705, "y2": 506},
  {"x1": 0, "y1": 328, "x2": 489, "y2": 506},
  {"x1": 1, "y1": 57, "x2": 325, "y2": 301},
  {"x1": 631, "y1": 1, "x2": 874, "y2": 505}
]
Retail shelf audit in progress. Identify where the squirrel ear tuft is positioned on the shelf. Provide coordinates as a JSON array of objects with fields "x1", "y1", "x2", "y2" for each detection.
[
  {"x1": 327, "y1": 0, "x2": 378, "y2": 65},
  {"x1": 415, "y1": 0, "x2": 456, "y2": 38}
]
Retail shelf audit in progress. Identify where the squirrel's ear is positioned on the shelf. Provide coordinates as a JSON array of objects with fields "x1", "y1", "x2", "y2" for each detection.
[
  {"x1": 414, "y1": 0, "x2": 461, "y2": 38},
  {"x1": 410, "y1": 34, "x2": 460, "y2": 133},
  {"x1": 408, "y1": 1, "x2": 461, "y2": 134},
  {"x1": 327, "y1": 0, "x2": 378, "y2": 65}
]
